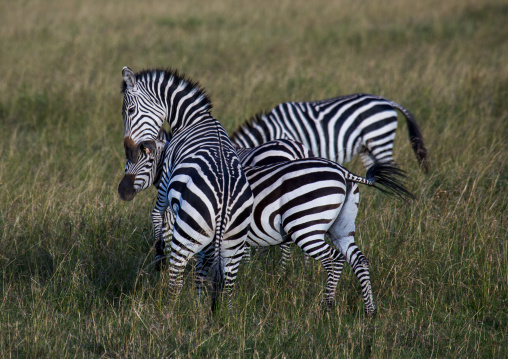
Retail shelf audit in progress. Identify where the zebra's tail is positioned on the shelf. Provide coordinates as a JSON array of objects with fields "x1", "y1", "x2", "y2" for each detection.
[
  {"x1": 211, "y1": 216, "x2": 225, "y2": 313},
  {"x1": 388, "y1": 100, "x2": 429, "y2": 173},
  {"x1": 346, "y1": 162, "x2": 415, "y2": 201}
]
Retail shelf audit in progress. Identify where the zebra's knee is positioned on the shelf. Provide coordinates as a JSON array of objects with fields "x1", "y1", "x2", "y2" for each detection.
[{"x1": 351, "y1": 253, "x2": 369, "y2": 272}]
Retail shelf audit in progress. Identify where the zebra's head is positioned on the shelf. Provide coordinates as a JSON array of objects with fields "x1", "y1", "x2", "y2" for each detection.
[
  {"x1": 118, "y1": 129, "x2": 168, "y2": 201},
  {"x1": 122, "y1": 67, "x2": 167, "y2": 164},
  {"x1": 121, "y1": 66, "x2": 212, "y2": 164}
]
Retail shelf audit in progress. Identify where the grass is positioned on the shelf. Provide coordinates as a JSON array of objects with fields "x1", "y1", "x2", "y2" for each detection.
[{"x1": 0, "y1": 0, "x2": 507, "y2": 357}]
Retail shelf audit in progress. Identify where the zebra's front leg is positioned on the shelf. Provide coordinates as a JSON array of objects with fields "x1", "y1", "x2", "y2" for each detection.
[
  {"x1": 279, "y1": 242, "x2": 291, "y2": 271},
  {"x1": 279, "y1": 228, "x2": 293, "y2": 271},
  {"x1": 242, "y1": 244, "x2": 252, "y2": 263},
  {"x1": 154, "y1": 238, "x2": 166, "y2": 271},
  {"x1": 152, "y1": 207, "x2": 166, "y2": 271},
  {"x1": 155, "y1": 208, "x2": 175, "y2": 271}
]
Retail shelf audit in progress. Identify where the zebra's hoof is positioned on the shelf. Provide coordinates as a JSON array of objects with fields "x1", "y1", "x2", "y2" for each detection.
[
  {"x1": 365, "y1": 307, "x2": 377, "y2": 319},
  {"x1": 321, "y1": 298, "x2": 335, "y2": 311}
]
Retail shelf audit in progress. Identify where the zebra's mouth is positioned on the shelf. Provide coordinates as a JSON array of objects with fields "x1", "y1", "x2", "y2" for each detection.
[{"x1": 118, "y1": 174, "x2": 137, "y2": 201}]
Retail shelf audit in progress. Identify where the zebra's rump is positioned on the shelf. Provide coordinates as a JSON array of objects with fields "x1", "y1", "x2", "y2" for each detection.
[
  {"x1": 162, "y1": 119, "x2": 253, "y2": 241},
  {"x1": 243, "y1": 159, "x2": 348, "y2": 244}
]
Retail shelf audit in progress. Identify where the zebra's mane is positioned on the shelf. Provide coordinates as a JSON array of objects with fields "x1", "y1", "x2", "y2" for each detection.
[
  {"x1": 230, "y1": 112, "x2": 268, "y2": 138},
  {"x1": 121, "y1": 68, "x2": 212, "y2": 111}
]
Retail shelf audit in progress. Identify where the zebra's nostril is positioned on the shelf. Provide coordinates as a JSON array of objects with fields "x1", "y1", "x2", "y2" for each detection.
[{"x1": 118, "y1": 174, "x2": 136, "y2": 201}]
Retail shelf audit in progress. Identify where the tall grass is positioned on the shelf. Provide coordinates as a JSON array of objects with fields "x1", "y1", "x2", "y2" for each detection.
[{"x1": 1, "y1": 0, "x2": 506, "y2": 357}]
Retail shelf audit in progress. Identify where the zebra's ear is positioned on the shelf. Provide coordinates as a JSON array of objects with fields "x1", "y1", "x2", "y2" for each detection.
[{"x1": 122, "y1": 67, "x2": 137, "y2": 90}]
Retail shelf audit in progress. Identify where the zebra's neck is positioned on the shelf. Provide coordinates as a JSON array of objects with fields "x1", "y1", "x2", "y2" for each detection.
[
  {"x1": 165, "y1": 91, "x2": 213, "y2": 135},
  {"x1": 134, "y1": 69, "x2": 213, "y2": 135},
  {"x1": 158, "y1": 73, "x2": 212, "y2": 134}
]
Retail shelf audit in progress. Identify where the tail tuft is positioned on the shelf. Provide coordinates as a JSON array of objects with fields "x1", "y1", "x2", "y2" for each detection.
[
  {"x1": 407, "y1": 124, "x2": 429, "y2": 173},
  {"x1": 366, "y1": 163, "x2": 415, "y2": 201}
]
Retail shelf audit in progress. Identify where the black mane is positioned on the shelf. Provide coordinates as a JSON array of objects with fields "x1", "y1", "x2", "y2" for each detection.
[
  {"x1": 230, "y1": 111, "x2": 269, "y2": 139},
  {"x1": 121, "y1": 67, "x2": 212, "y2": 111}
]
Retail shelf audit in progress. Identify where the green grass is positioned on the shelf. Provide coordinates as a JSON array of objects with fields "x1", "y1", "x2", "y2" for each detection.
[{"x1": 1, "y1": 0, "x2": 507, "y2": 357}]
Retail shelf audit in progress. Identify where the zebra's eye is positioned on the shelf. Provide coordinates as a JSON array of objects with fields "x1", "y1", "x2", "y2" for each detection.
[{"x1": 128, "y1": 107, "x2": 135, "y2": 115}]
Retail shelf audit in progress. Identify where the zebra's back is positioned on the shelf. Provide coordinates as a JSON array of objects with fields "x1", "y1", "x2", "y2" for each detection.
[{"x1": 231, "y1": 93, "x2": 428, "y2": 171}]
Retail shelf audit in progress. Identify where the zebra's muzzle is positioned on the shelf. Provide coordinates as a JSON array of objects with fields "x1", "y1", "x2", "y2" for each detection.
[{"x1": 118, "y1": 174, "x2": 137, "y2": 201}]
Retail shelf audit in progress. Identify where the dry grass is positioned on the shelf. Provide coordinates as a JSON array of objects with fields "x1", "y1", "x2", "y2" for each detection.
[{"x1": 0, "y1": 0, "x2": 507, "y2": 357}]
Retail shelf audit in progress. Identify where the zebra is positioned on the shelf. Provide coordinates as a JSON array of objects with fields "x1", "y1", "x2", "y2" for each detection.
[
  {"x1": 120, "y1": 131, "x2": 413, "y2": 316},
  {"x1": 118, "y1": 130, "x2": 314, "y2": 268},
  {"x1": 230, "y1": 93, "x2": 429, "y2": 172},
  {"x1": 118, "y1": 67, "x2": 254, "y2": 312}
]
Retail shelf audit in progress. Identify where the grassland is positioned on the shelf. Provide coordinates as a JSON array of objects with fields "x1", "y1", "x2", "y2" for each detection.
[{"x1": 0, "y1": 0, "x2": 506, "y2": 357}]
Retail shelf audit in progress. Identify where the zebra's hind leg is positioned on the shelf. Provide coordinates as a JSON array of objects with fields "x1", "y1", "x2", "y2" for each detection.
[
  {"x1": 166, "y1": 252, "x2": 189, "y2": 299},
  {"x1": 294, "y1": 235, "x2": 343, "y2": 309},
  {"x1": 166, "y1": 225, "x2": 209, "y2": 302},
  {"x1": 334, "y1": 238, "x2": 375, "y2": 317},
  {"x1": 320, "y1": 251, "x2": 346, "y2": 309},
  {"x1": 195, "y1": 244, "x2": 214, "y2": 297},
  {"x1": 195, "y1": 243, "x2": 246, "y2": 313},
  {"x1": 328, "y1": 183, "x2": 376, "y2": 317},
  {"x1": 212, "y1": 240, "x2": 245, "y2": 312}
]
